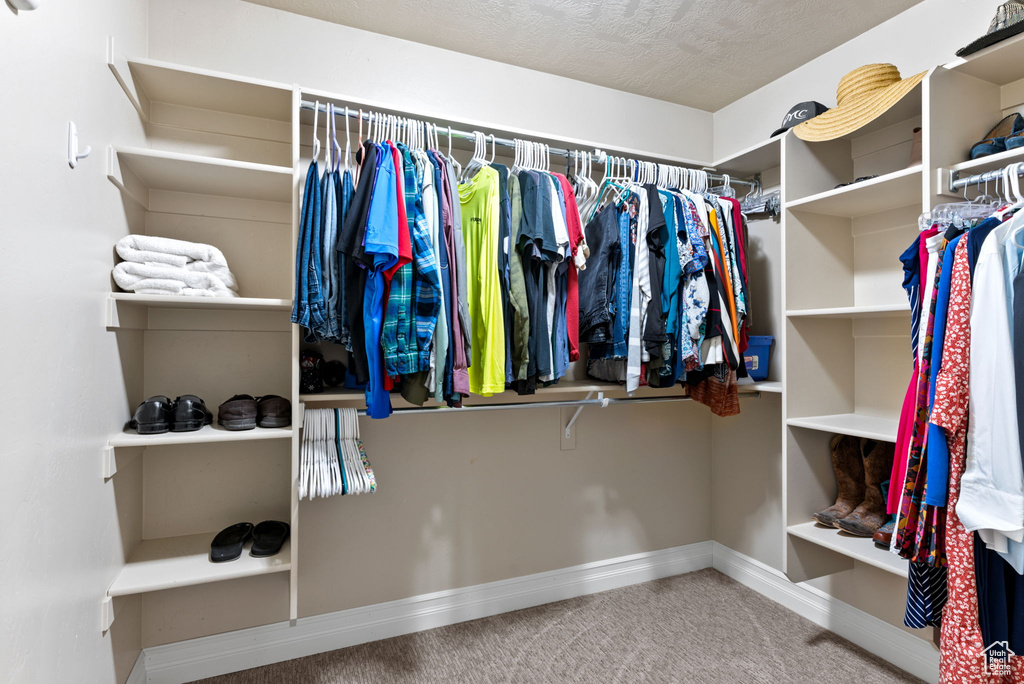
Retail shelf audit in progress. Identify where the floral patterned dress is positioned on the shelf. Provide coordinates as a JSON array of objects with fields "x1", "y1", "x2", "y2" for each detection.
[{"x1": 933, "y1": 237, "x2": 1022, "y2": 682}]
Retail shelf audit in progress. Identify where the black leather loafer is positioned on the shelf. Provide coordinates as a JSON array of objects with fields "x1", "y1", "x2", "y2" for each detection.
[
  {"x1": 171, "y1": 395, "x2": 213, "y2": 432},
  {"x1": 129, "y1": 395, "x2": 174, "y2": 434}
]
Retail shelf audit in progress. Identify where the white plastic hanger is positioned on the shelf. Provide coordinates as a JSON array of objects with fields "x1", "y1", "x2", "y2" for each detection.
[{"x1": 311, "y1": 100, "x2": 321, "y2": 163}]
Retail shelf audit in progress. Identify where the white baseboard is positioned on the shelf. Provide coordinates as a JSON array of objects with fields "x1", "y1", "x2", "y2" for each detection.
[
  {"x1": 711, "y1": 542, "x2": 939, "y2": 684},
  {"x1": 131, "y1": 541, "x2": 938, "y2": 684},
  {"x1": 139, "y1": 541, "x2": 714, "y2": 684}
]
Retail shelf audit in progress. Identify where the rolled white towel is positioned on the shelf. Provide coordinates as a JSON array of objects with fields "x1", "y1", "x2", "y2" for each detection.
[
  {"x1": 113, "y1": 261, "x2": 238, "y2": 297},
  {"x1": 115, "y1": 235, "x2": 238, "y2": 291}
]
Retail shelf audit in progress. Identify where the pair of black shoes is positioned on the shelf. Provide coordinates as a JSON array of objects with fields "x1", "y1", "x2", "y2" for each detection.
[
  {"x1": 211, "y1": 521, "x2": 290, "y2": 563},
  {"x1": 129, "y1": 395, "x2": 212, "y2": 434},
  {"x1": 301, "y1": 350, "x2": 346, "y2": 394}
]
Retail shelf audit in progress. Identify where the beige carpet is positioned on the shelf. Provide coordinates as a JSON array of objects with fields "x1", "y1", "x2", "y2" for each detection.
[{"x1": 193, "y1": 569, "x2": 923, "y2": 684}]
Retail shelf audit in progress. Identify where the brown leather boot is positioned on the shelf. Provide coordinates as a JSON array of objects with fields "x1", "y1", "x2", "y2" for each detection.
[
  {"x1": 837, "y1": 440, "x2": 895, "y2": 537},
  {"x1": 812, "y1": 435, "x2": 866, "y2": 527}
]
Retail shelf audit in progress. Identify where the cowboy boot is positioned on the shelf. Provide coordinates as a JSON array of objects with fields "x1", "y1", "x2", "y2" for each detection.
[
  {"x1": 837, "y1": 440, "x2": 896, "y2": 537},
  {"x1": 812, "y1": 435, "x2": 866, "y2": 527}
]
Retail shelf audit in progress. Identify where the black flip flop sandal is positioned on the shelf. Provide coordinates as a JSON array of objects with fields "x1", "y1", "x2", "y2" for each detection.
[
  {"x1": 250, "y1": 521, "x2": 290, "y2": 558},
  {"x1": 210, "y1": 522, "x2": 254, "y2": 563}
]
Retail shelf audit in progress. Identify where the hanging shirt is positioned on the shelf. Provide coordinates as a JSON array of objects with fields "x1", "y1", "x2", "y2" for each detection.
[
  {"x1": 959, "y1": 221, "x2": 1024, "y2": 548},
  {"x1": 923, "y1": 234, "x2": 963, "y2": 507},
  {"x1": 292, "y1": 159, "x2": 322, "y2": 330},
  {"x1": 507, "y1": 173, "x2": 531, "y2": 385},
  {"x1": 361, "y1": 143, "x2": 400, "y2": 419},
  {"x1": 459, "y1": 166, "x2": 506, "y2": 396},
  {"x1": 554, "y1": 173, "x2": 587, "y2": 362},
  {"x1": 338, "y1": 142, "x2": 379, "y2": 385},
  {"x1": 443, "y1": 159, "x2": 471, "y2": 398},
  {"x1": 626, "y1": 186, "x2": 651, "y2": 393}
]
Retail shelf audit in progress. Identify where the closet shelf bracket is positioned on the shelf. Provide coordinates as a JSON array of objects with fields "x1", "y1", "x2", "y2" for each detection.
[{"x1": 564, "y1": 391, "x2": 606, "y2": 439}]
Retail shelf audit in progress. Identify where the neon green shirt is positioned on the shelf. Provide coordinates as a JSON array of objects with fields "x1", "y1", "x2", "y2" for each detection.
[{"x1": 458, "y1": 167, "x2": 506, "y2": 396}]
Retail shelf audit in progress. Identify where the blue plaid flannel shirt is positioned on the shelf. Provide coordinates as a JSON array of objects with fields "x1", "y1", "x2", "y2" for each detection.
[{"x1": 382, "y1": 146, "x2": 442, "y2": 375}]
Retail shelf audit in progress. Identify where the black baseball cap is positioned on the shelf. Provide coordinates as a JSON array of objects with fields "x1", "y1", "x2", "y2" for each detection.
[{"x1": 771, "y1": 102, "x2": 830, "y2": 138}]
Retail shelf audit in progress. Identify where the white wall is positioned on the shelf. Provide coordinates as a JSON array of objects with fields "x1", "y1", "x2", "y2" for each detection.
[
  {"x1": 714, "y1": 0, "x2": 988, "y2": 160},
  {"x1": 0, "y1": 2, "x2": 147, "y2": 683},
  {"x1": 147, "y1": 0, "x2": 714, "y2": 164}
]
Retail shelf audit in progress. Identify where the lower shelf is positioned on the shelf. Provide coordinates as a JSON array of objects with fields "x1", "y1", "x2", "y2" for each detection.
[
  {"x1": 787, "y1": 413, "x2": 899, "y2": 442},
  {"x1": 107, "y1": 532, "x2": 291, "y2": 597},
  {"x1": 787, "y1": 522, "x2": 907, "y2": 577}
]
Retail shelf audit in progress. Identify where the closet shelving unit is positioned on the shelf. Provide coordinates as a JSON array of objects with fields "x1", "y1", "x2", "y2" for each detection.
[
  {"x1": 101, "y1": 53, "x2": 780, "y2": 634},
  {"x1": 103, "y1": 55, "x2": 297, "y2": 632},
  {"x1": 101, "y1": 40, "x2": 1022, "y2": 638},
  {"x1": 782, "y1": 42, "x2": 1024, "y2": 582},
  {"x1": 781, "y1": 78, "x2": 924, "y2": 581}
]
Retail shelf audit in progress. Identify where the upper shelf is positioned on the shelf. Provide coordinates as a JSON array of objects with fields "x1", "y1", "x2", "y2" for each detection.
[
  {"x1": 712, "y1": 137, "x2": 781, "y2": 177},
  {"x1": 947, "y1": 145, "x2": 1024, "y2": 182},
  {"x1": 945, "y1": 32, "x2": 1024, "y2": 87},
  {"x1": 108, "y1": 50, "x2": 292, "y2": 123},
  {"x1": 786, "y1": 165, "x2": 922, "y2": 218},
  {"x1": 107, "y1": 146, "x2": 292, "y2": 209}
]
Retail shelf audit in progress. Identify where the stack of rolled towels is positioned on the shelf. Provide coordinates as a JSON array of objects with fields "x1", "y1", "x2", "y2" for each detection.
[{"x1": 113, "y1": 235, "x2": 239, "y2": 297}]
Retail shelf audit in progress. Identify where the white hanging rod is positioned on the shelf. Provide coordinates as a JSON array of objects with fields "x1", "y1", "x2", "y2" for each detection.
[
  {"x1": 299, "y1": 99, "x2": 757, "y2": 189},
  {"x1": 352, "y1": 392, "x2": 760, "y2": 417}
]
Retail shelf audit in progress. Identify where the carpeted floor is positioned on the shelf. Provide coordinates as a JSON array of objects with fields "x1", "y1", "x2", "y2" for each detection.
[{"x1": 193, "y1": 569, "x2": 923, "y2": 684}]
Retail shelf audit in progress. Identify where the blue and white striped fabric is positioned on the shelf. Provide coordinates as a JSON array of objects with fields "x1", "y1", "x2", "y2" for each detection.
[
  {"x1": 904, "y1": 561, "x2": 947, "y2": 628},
  {"x1": 899, "y1": 234, "x2": 923, "y2": 357}
]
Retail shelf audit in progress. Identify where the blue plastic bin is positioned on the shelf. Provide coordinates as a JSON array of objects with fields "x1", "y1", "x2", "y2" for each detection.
[{"x1": 744, "y1": 335, "x2": 774, "y2": 381}]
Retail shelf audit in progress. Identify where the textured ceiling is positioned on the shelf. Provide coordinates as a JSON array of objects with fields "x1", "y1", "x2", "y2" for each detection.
[{"x1": 243, "y1": 0, "x2": 926, "y2": 111}]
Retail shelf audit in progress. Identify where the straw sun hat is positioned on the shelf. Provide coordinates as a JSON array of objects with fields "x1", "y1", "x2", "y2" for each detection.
[{"x1": 793, "y1": 63, "x2": 927, "y2": 142}]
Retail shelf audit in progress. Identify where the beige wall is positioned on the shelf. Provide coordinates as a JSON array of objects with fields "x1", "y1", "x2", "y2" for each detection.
[
  {"x1": 147, "y1": 0, "x2": 715, "y2": 164},
  {"x1": 714, "y1": 0, "x2": 987, "y2": 160},
  {"x1": 0, "y1": 2, "x2": 148, "y2": 683},
  {"x1": 143, "y1": 402, "x2": 713, "y2": 645}
]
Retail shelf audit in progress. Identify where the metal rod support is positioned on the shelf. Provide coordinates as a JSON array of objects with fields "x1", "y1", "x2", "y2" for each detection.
[{"x1": 300, "y1": 99, "x2": 757, "y2": 188}]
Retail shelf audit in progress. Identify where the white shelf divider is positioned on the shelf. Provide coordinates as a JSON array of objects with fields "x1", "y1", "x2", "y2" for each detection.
[
  {"x1": 107, "y1": 146, "x2": 292, "y2": 209},
  {"x1": 787, "y1": 523, "x2": 907, "y2": 577},
  {"x1": 107, "y1": 533, "x2": 291, "y2": 597},
  {"x1": 788, "y1": 413, "x2": 899, "y2": 442},
  {"x1": 711, "y1": 136, "x2": 781, "y2": 177},
  {"x1": 944, "y1": 32, "x2": 1024, "y2": 87},
  {"x1": 106, "y1": 293, "x2": 292, "y2": 330},
  {"x1": 786, "y1": 165, "x2": 922, "y2": 218},
  {"x1": 786, "y1": 303, "x2": 910, "y2": 319},
  {"x1": 109, "y1": 424, "x2": 292, "y2": 449}
]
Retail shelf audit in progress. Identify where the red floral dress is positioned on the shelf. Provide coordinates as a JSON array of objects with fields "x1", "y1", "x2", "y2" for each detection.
[{"x1": 933, "y1": 238, "x2": 1021, "y2": 682}]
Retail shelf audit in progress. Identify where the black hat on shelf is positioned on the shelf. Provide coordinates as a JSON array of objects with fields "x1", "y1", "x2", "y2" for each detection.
[
  {"x1": 957, "y1": 1, "x2": 1024, "y2": 57},
  {"x1": 770, "y1": 101, "x2": 830, "y2": 138}
]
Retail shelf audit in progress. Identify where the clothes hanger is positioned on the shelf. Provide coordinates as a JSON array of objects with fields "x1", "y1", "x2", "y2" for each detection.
[{"x1": 311, "y1": 100, "x2": 321, "y2": 163}]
